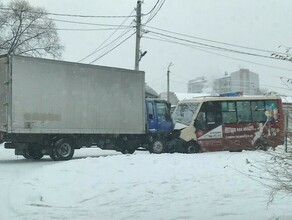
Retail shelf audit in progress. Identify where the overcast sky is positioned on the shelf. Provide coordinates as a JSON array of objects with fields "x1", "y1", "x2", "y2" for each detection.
[{"x1": 2, "y1": 0, "x2": 292, "y2": 95}]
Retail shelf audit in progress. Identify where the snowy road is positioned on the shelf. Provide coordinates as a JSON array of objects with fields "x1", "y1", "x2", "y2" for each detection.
[{"x1": 0, "y1": 144, "x2": 291, "y2": 220}]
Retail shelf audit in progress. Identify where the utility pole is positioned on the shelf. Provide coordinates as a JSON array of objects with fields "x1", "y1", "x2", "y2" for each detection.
[
  {"x1": 134, "y1": 0, "x2": 142, "y2": 71},
  {"x1": 167, "y1": 62, "x2": 173, "y2": 102}
]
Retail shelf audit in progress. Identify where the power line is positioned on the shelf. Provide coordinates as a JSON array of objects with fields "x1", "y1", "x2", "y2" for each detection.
[
  {"x1": 46, "y1": 17, "x2": 134, "y2": 27},
  {"x1": 0, "y1": 7, "x2": 137, "y2": 18},
  {"x1": 146, "y1": 33, "x2": 230, "y2": 52},
  {"x1": 143, "y1": 35, "x2": 292, "y2": 72},
  {"x1": 145, "y1": 0, "x2": 166, "y2": 24},
  {"x1": 37, "y1": 27, "x2": 132, "y2": 31},
  {"x1": 280, "y1": 77, "x2": 292, "y2": 91},
  {"x1": 145, "y1": 30, "x2": 284, "y2": 61},
  {"x1": 144, "y1": 25, "x2": 283, "y2": 55},
  {"x1": 145, "y1": 0, "x2": 161, "y2": 23},
  {"x1": 0, "y1": 7, "x2": 135, "y2": 28},
  {"x1": 261, "y1": 83, "x2": 292, "y2": 91},
  {"x1": 147, "y1": 73, "x2": 165, "y2": 84},
  {"x1": 78, "y1": 10, "x2": 135, "y2": 62},
  {"x1": 142, "y1": 0, "x2": 160, "y2": 16},
  {"x1": 81, "y1": 27, "x2": 135, "y2": 62},
  {"x1": 89, "y1": 31, "x2": 136, "y2": 64}
]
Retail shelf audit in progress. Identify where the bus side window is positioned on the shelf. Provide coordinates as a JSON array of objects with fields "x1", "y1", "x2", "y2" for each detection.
[
  {"x1": 221, "y1": 101, "x2": 236, "y2": 124},
  {"x1": 251, "y1": 100, "x2": 266, "y2": 122},
  {"x1": 237, "y1": 101, "x2": 252, "y2": 122},
  {"x1": 223, "y1": 112, "x2": 237, "y2": 123}
]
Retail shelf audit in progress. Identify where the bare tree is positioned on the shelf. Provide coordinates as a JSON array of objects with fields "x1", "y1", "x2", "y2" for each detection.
[
  {"x1": 264, "y1": 145, "x2": 292, "y2": 202},
  {"x1": 0, "y1": 0, "x2": 63, "y2": 58}
]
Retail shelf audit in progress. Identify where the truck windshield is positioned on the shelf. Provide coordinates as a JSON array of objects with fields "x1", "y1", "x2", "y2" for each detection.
[
  {"x1": 172, "y1": 102, "x2": 200, "y2": 125},
  {"x1": 156, "y1": 102, "x2": 171, "y2": 121}
]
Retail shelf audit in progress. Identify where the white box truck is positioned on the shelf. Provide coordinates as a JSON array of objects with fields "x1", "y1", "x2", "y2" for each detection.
[{"x1": 0, "y1": 55, "x2": 149, "y2": 160}]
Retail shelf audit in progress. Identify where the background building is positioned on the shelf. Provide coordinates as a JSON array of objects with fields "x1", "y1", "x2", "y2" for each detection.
[
  {"x1": 187, "y1": 77, "x2": 207, "y2": 93},
  {"x1": 213, "y1": 69, "x2": 260, "y2": 95}
]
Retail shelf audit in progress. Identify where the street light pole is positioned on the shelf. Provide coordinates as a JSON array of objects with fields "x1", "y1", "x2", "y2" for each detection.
[{"x1": 167, "y1": 62, "x2": 173, "y2": 102}]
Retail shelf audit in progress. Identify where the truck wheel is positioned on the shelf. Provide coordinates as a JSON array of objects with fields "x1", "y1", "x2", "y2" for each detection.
[
  {"x1": 149, "y1": 139, "x2": 165, "y2": 154},
  {"x1": 185, "y1": 141, "x2": 201, "y2": 154},
  {"x1": 121, "y1": 148, "x2": 135, "y2": 154},
  {"x1": 22, "y1": 151, "x2": 31, "y2": 159},
  {"x1": 23, "y1": 144, "x2": 44, "y2": 160},
  {"x1": 51, "y1": 138, "x2": 75, "y2": 161},
  {"x1": 49, "y1": 147, "x2": 60, "y2": 161},
  {"x1": 28, "y1": 145, "x2": 44, "y2": 160}
]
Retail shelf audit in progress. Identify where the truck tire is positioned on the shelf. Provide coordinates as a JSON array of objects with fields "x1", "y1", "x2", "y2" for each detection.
[
  {"x1": 22, "y1": 151, "x2": 31, "y2": 159},
  {"x1": 50, "y1": 138, "x2": 75, "y2": 161},
  {"x1": 49, "y1": 147, "x2": 60, "y2": 161},
  {"x1": 185, "y1": 141, "x2": 201, "y2": 154},
  {"x1": 149, "y1": 139, "x2": 165, "y2": 154},
  {"x1": 23, "y1": 144, "x2": 44, "y2": 160},
  {"x1": 119, "y1": 139, "x2": 136, "y2": 154},
  {"x1": 121, "y1": 148, "x2": 135, "y2": 154}
]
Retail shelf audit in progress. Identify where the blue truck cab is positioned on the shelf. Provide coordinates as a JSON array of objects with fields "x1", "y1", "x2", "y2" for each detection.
[{"x1": 145, "y1": 98, "x2": 174, "y2": 153}]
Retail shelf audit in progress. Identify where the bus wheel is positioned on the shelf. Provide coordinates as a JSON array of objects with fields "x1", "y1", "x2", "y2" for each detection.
[
  {"x1": 185, "y1": 141, "x2": 201, "y2": 154},
  {"x1": 51, "y1": 138, "x2": 75, "y2": 161},
  {"x1": 149, "y1": 139, "x2": 165, "y2": 154},
  {"x1": 255, "y1": 139, "x2": 268, "y2": 151}
]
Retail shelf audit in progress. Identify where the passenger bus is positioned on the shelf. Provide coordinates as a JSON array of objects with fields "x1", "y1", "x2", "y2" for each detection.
[{"x1": 171, "y1": 96, "x2": 285, "y2": 153}]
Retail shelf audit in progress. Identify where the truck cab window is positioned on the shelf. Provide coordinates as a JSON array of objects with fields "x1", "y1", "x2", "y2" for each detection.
[
  {"x1": 147, "y1": 101, "x2": 154, "y2": 119},
  {"x1": 156, "y1": 102, "x2": 171, "y2": 121}
]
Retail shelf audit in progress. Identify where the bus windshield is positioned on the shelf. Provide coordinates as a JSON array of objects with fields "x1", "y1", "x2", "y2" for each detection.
[{"x1": 172, "y1": 102, "x2": 200, "y2": 125}]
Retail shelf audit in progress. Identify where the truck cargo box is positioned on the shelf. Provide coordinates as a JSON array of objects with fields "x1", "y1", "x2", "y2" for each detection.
[{"x1": 0, "y1": 55, "x2": 145, "y2": 134}]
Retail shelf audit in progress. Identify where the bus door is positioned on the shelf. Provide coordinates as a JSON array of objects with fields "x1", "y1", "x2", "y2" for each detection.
[{"x1": 195, "y1": 101, "x2": 224, "y2": 151}]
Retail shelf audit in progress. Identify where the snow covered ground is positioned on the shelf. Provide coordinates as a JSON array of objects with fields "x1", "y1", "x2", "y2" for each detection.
[{"x1": 0, "y1": 144, "x2": 291, "y2": 220}]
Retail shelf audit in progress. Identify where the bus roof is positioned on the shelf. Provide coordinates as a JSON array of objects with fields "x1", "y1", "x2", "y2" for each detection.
[{"x1": 177, "y1": 95, "x2": 281, "y2": 104}]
